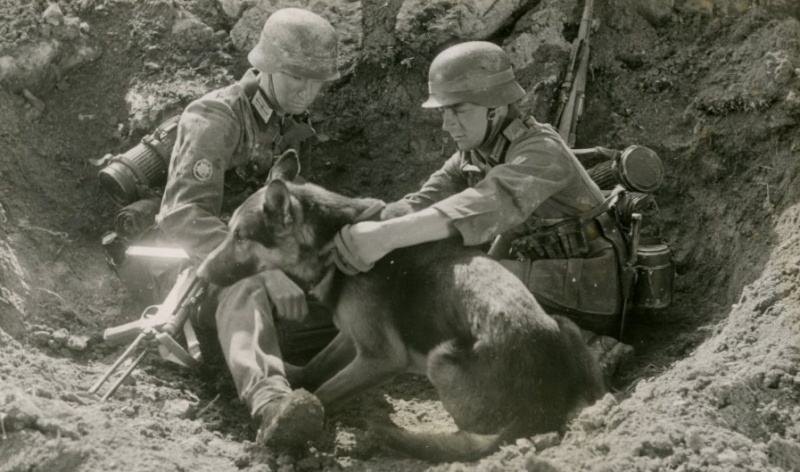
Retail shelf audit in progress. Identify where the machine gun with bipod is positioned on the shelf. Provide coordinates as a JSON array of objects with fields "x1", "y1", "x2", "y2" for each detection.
[{"x1": 88, "y1": 261, "x2": 206, "y2": 401}]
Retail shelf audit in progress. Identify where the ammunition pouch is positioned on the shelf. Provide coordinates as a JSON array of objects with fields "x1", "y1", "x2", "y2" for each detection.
[{"x1": 519, "y1": 218, "x2": 601, "y2": 260}]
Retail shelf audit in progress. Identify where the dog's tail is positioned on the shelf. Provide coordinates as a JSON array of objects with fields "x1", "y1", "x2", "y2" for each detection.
[{"x1": 371, "y1": 420, "x2": 517, "y2": 463}]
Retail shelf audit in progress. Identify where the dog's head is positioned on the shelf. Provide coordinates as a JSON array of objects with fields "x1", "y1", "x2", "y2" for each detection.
[{"x1": 197, "y1": 152, "x2": 324, "y2": 287}]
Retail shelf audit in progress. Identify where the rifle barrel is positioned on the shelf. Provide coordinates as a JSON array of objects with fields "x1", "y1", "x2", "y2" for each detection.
[
  {"x1": 556, "y1": 0, "x2": 595, "y2": 144},
  {"x1": 555, "y1": 39, "x2": 584, "y2": 129}
]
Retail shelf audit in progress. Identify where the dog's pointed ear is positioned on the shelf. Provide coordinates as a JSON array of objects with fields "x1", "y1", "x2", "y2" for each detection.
[
  {"x1": 267, "y1": 149, "x2": 301, "y2": 183},
  {"x1": 262, "y1": 180, "x2": 294, "y2": 229}
]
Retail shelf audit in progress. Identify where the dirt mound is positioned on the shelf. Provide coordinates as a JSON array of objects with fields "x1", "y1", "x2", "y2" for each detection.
[{"x1": 1, "y1": 0, "x2": 800, "y2": 471}]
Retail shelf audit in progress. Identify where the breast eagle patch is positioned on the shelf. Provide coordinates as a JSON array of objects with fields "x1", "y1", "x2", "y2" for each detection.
[{"x1": 193, "y1": 159, "x2": 213, "y2": 181}]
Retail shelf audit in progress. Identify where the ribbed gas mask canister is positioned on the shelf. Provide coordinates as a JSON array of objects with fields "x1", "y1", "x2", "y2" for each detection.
[{"x1": 95, "y1": 115, "x2": 180, "y2": 206}]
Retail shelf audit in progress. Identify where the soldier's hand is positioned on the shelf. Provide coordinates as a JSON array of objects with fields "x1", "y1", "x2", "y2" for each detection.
[{"x1": 260, "y1": 270, "x2": 308, "y2": 322}]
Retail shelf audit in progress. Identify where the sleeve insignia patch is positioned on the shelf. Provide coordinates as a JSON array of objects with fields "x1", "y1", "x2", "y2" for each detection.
[{"x1": 193, "y1": 159, "x2": 213, "y2": 181}]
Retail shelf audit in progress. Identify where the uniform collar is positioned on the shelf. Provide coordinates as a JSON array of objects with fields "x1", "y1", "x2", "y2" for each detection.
[
  {"x1": 481, "y1": 108, "x2": 524, "y2": 166},
  {"x1": 239, "y1": 69, "x2": 282, "y2": 127}
]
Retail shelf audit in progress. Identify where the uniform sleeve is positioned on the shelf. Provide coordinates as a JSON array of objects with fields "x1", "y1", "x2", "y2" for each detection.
[
  {"x1": 156, "y1": 99, "x2": 241, "y2": 264},
  {"x1": 398, "y1": 153, "x2": 468, "y2": 211},
  {"x1": 432, "y1": 135, "x2": 574, "y2": 246}
]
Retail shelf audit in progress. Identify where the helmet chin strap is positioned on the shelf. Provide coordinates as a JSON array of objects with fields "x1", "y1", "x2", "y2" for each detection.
[{"x1": 481, "y1": 105, "x2": 509, "y2": 149}]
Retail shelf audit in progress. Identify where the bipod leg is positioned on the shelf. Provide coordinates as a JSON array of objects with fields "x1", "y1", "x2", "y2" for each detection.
[
  {"x1": 101, "y1": 348, "x2": 149, "y2": 401},
  {"x1": 88, "y1": 332, "x2": 147, "y2": 396}
]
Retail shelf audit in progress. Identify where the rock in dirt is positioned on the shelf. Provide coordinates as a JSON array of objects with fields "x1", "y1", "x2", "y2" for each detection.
[
  {"x1": 171, "y1": 11, "x2": 215, "y2": 51},
  {"x1": 0, "y1": 386, "x2": 42, "y2": 432},
  {"x1": 50, "y1": 328, "x2": 69, "y2": 348},
  {"x1": 0, "y1": 11, "x2": 102, "y2": 95},
  {"x1": 531, "y1": 432, "x2": 561, "y2": 451},
  {"x1": 217, "y1": 0, "x2": 248, "y2": 20},
  {"x1": 396, "y1": 0, "x2": 527, "y2": 53},
  {"x1": 29, "y1": 330, "x2": 51, "y2": 346},
  {"x1": 163, "y1": 398, "x2": 197, "y2": 419},
  {"x1": 42, "y1": 3, "x2": 65, "y2": 26},
  {"x1": 59, "y1": 392, "x2": 88, "y2": 405},
  {"x1": 65, "y1": 334, "x2": 89, "y2": 352},
  {"x1": 627, "y1": 0, "x2": 674, "y2": 27},
  {"x1": 31, "y1": 386, "x2": 53, "y2": 399},
  {"x1": 767, "y1": 437, "x2": 800, "y2": 471}
]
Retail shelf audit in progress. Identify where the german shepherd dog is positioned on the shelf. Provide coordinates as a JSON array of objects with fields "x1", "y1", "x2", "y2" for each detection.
[{"x1": 197, "y1": 153, "x2": 606, "y2": 462}]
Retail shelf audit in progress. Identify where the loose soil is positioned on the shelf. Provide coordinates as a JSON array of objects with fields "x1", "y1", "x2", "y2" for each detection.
[{"x1": 1, "y1": 0, "x2": 800, "y2": 471}]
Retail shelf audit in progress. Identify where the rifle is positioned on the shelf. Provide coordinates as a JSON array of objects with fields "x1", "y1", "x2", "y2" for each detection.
[
  {"x1": 89, "y1": 257, "x2": 206, "y2": 401},
  {"x1": 556, "y1": 0, "x2": 595, "y2": 147}
]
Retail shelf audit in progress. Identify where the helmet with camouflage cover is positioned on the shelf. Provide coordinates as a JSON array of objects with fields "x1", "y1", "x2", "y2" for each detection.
[
  {"x1": 248, "y1": 8, "x2": 340, "y2": 82},
  {"x1": 422, "y1": 41, "x2": 525, "y2": 108}
]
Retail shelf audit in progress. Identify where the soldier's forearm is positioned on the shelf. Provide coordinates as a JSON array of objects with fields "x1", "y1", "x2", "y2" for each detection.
[{"x1": 377, "y1": 207, "x2": 457, "y2": 252}]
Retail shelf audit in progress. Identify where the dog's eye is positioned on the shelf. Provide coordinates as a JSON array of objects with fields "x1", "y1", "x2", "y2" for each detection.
[{"x1": 233, "y1": 229, "x2": 244, "y2": 244}]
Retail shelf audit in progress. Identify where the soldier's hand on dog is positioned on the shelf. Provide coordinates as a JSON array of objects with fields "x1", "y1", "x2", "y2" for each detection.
[
  {"x1": 323, "y1": 222, "x2": 388, "y2": 275},
  {"x1": 258, "y1": 270, "x2": 308, "y2": 321}
]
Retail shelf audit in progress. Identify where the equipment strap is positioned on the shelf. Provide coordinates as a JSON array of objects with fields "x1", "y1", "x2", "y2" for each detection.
[{"x1": 577, "y1": 186, "x2": 625, "y2": 225}]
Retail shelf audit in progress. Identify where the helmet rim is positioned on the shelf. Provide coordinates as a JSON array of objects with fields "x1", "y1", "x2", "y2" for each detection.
[
  {"x1": 422, "y1": 81, "x2": 526, "y2": 108},
  {"x1": 422, "y1": 41, "x2": 525, "y2": 109}
]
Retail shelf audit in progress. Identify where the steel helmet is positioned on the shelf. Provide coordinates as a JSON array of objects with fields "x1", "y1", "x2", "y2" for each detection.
[
  {"x1": 248, "y1": 8, "x2": 340, "y2": 82},
  {"x1": 422, "y1": 41, "x2": 525, "y2": 108}
]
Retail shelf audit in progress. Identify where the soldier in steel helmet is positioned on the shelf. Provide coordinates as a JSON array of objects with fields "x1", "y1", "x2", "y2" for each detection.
[
  {"x1": 327, "y1": 41, "x2": 631, "y2": 340},
  {"x1": 155, "y1": 8, "x2": 339, "y2": 448}
]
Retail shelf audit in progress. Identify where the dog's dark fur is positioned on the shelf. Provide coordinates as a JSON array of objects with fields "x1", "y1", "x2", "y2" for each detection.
[{"x1": 197, "y1": 154, "x2": 606, "y2": 462}]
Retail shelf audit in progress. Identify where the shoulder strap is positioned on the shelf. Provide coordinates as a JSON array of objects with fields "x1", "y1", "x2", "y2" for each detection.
[
  {"x1": 578, "y1": 186, "x2": 625, "y2": 224},
  {"x1": 502, "y1": 117, "x2": 529, "y2": 142}
]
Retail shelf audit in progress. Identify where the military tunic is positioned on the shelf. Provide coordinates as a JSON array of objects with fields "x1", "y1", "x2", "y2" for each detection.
[
  {"x1": 155, "y1": 69, "x2": 322, "y2": 416},
  {"x1": 399, "y1": 116, "x2": 625, "y2": 329},
  {"x1": 157, "y1": 69, "x2": 314, "y2": 265}
]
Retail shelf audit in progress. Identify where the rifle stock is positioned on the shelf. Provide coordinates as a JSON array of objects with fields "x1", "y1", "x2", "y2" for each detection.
[{"x1": 557, "y1": 0, "x2": 595, "y2": 147}]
